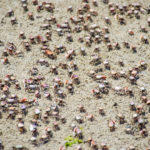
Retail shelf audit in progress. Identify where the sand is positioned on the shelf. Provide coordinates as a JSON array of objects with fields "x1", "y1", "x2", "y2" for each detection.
[{"x1": 0, "y1": 0, "x2": 150, "y2": 149}]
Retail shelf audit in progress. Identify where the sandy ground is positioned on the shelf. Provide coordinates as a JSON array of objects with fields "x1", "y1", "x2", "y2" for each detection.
[{"x1": 0, "y1": 0, "x2": 150, "y2": 149}]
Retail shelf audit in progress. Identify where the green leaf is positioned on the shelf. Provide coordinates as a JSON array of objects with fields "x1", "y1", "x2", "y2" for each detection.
[
  {"x1": 65, "y1": 142, "x2": 71, "y2": 147},
  {"x1": 78, "y1": 139, "x2": 83, "y2": 144}
]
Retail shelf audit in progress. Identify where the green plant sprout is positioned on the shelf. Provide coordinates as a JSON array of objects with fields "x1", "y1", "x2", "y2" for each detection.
[{"x1": 64, "y1": 136, "x2": 83, "y2": 148}]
